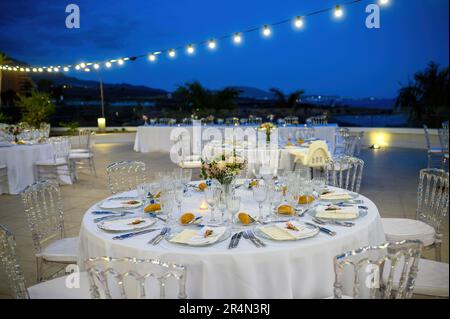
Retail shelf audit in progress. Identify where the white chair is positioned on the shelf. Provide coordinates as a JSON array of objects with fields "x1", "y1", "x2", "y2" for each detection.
[
  {"x1": 84, "y1": 256, "x2": 187, "y2": 299},
  {"x1": 333, "y1": 240, "x2": 423, "y2": 299},
  {"x1": 106, "y1": 161, "x2": 147, "y2": 194},
  {"x1": 20, "y1": 181, "x2": 79, "y2": 282},
  {"x1": 36, "y1": 136, "x2": 74, "y2": 184},
  {"x1": 381, "y1": 169, "x2": 449, "y2": 262},
  {"x1": 325, "y1": 155, "x2": 365, "y2": 193},
  {"x1": 0, "y1": 224, "x2": 90, "y2": 299},
  {"x1": 424, "y1": 125, "x2": 446, "y2": 168}
]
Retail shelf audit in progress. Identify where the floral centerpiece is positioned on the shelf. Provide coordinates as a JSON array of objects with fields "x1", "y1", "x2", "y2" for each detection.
[
  {"x1": 259, "y1": 122, "x2": 277, "y2": 142},
  {"x1": 201, "y1": 155, "x2": 246, "y2": 186}
]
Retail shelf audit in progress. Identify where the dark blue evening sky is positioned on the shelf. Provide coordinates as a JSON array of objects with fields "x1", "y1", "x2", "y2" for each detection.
[{"x1": 0, "y1": 0, "x2": 448, "y2": 98}]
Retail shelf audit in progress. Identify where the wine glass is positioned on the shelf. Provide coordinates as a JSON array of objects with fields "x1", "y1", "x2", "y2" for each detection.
[
  {"x1": 270, "y1": 188, "x2": 283, "y2": 218},
  {"x1": 174, "y1": 182, "x2": 184, "y2": 217},
  {"x1": 160, "y1": 191, "x2": 174, "y2": 224},
  {"x1": 205, "y1": 185, "x2": 220, "y2": 224},
  {"x1": 227, "y1": 195, "x2": 241, "y2": 227},
  {"x1": 181, "y1": 169, "x2": 192, "y2": 197},
  {"x1": 312, "y1": 176, "x2": 326, "y2": 197},
  {"x1": 136, "y1": 183, "x2": 148, "y2": 201},
  {"x1": 253, "y1": 184, "x2": 268, "y2": 221}
]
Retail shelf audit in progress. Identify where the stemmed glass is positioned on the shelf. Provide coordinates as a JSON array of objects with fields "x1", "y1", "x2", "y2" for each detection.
[
  {"x1": 174, "y1": 182, "x2": 184, "y2": 218},
  {"x1": 312, "y1": 176, "x2": 326, "y2": 197},
  {"x1": 253, "y1": 184, "x2": 268, "y2": 221},
  {"x1": 270, "y1": 188, "x2": 283, "y2": 218},
  {"x1": 205, "y1": 185, "x2": 220, "y2": 224},
  {"x1": 227, "y1": 195, "x2": 241, "y2": 228},
  {"x1": 181, "y1": 169, "x2": 192, "y2": 197}
]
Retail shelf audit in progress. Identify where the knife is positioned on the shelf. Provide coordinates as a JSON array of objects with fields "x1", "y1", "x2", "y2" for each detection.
[
  {"x1": 94, "y1": 213, "x2": 134, "y2": 223},
  {"x1": 112, "y1": 228, "x2": 159, "y2": 240},
  {"x1": 147, "y1": 213, "x2": 167, "y2": 222},
  {"x1": 232, "y1": 232, "x2": 243, "y2": 248},
  {"x1": 92, "y1": 210, "x2": 131, "y2": 215},
  {"x1": 305, "y1": 222, "x2": 336, "y2": 236},
  {"x1": 228, "y1": 232, "x2": 238, "y2": 249}
]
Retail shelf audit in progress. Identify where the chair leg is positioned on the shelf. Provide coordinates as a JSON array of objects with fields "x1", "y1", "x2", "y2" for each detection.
[
  {"x1": 36, "y1": 256, "x2": 44, "y2": 282},
  {"x1": 427, "y1": 153, "x2": 431, "y2": 169},
  {"x1": 90, "y1": 158, "x2": 97, "y2": 177},
  {"x1": 435, "y1": 242, "x2": 442, "y2": 262},
  {"x1": 293, "y1": 162, "x2": 297, "y2": 171}
]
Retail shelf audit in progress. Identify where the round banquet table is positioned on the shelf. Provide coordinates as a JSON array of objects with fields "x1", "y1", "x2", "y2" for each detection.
[
  {"x1": 78, "y1": 184, "x2": 386, "y2": 299},
  {"x1": 0, "y1": 143, "x2": 72, "y2": 195}
]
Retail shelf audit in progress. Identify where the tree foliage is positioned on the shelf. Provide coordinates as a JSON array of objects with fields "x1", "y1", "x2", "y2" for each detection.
[{"x1": 17, "y1": 91, "x2": 55, "y2": 127}]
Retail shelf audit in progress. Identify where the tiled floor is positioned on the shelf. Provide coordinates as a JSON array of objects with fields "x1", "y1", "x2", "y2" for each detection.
[{"x1": 0, "y1": 143, "x2": 447, "y2": 298}]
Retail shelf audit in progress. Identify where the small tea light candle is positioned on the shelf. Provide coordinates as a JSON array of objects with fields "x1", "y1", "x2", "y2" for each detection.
[{"x1": 199, "y1": 199, "x2": 209, "y2": 211}]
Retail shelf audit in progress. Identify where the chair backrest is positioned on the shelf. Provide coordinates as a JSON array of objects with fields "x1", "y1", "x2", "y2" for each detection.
[
  {"x1": 325, "y1": 155, "x2": 365, "y2": 193},
  {"x1": 84, "y1": 256, "x2": 187, "y2": 299},
  {"x1": 48, "y1": 136, "x2": 71, "y2": 161},
  {"x1": 342, "y1": 135, "x2": 359, "y2": 156},
  {"x1": 416, "y1": 168, "x2": 449, "y2": 234},
  {"x1": 106, "y1": 161, "x2": 147, "y2": 194},
  {"x1": 333, "y1": 240, "x2": 423, "y2": 299},
  {"x1": 438, "y1": 128, "x2": 449, "y2": 151},
  {"x1": 423, "y1": 125, "x2": 431, "y2": 150},
  {"x1": 443, "y1": 121, "x2": 449, "y2": 130},
  {"x1": 0, "y1": 225, "x2": 29, "y2": 299},
  {"x1": 78, "y1": 129, "x2": 94, "y2": 150},
  {"x1": 20, "y1": 180, "x2": 65, "y2": 254},
  {"x1": 305, "y1": 140, "x2": 331, "y2": 168}
]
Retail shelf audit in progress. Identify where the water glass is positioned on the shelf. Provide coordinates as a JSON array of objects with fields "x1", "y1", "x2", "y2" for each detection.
[
  {"x1": 174, "y1": 182, "x2": 184, "y2": 217},
  {"x1": 160, "y1": 191, "x2": 175, "y2": 224},
  {"x1": 227, "y1": 196, "x2": 241, "y2": 226},
  {"x1": 205, "y1": 185, "x2": 220, "y2": 224},
  {"x1": 253, "y1": 185, "x2": 268, "y2": 221},
  {"x1": 312, "y1": 176, "x2": 326, "y2": 196}
]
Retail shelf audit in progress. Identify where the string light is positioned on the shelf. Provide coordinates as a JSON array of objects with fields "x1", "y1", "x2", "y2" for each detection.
[
  {"x1": 0, "y1": 1, "x2": 392, "y2": 73},
  {"x1": 334, "y1": 5, "x2": 344, "y2": 18},
  {"x1": 187, "y1": 45, "x2": 195, "y2": 55},
  {"x1": 233, "y1": 32, "x2": 242, "y2": 44},
  {"x1": 262, "y1": 25, "x2": 271, "y2": 37},
  {"x1": 294, "y1": 16, "x2": 304, "y2": 29},
  {"x1": 84, "y1": 68, "x2": 90, "y2": 72},
  {"x1": 208, "y1": 39, "x2": 217, "y2": 50}
]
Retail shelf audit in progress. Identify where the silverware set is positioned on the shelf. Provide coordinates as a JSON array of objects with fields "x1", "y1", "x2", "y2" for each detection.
[
  {"x1": 304, "y1": 222, "x2": 336, "y2": 236},
  {"x1": 312, "y1": 217, "x2": 354, "y2": 227},
  {"x1": 94, "y1": 212, "x2": 134, "y2": 223},
  {"x1": 228, "y1": 231, "x2": 243, "y2": 249},
  {"x1": 112, "y1": 228, "x2": 160, "y2": 240},
  {"x1": 243, "y1": 230, "x2": 266, "y2": 247},
  {"x1": 148, "y1": 227, "x2": 170, "y2": 245}
]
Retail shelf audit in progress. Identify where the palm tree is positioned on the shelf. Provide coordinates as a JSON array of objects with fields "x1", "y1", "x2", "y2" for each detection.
[
  {"x1": 269, "y1": 88, "x2": 305, "y2": 109},
  {"x1": 0, "y1": 52, "x2": 12, "y2": 108},
  {"x1": 396, "y1": 62, "x2": 449, "y2": 126}
]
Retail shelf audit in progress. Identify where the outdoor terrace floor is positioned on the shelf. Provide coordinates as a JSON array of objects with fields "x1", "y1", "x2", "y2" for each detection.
[{"x1": 0, "y1": 143, "x2": 448, "y2": 298}]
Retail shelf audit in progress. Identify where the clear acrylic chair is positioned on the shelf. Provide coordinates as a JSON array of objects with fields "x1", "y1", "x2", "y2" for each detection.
[
  {"x1": 106, "y1": 160, "x2": 147, "y2": 194},
  {"x1": 333, "y1": 240, "x2": 423, "y2": 299},
  {"x1": 84, "y1": 256, "x2": 187, "y2": 299},
  {"x1": 325, "y1": 155, "x2": 365, "y2": 193},
  {"x1": 334, "y1": 127, "x2": 351, "y2": 155},
  {"x1": 20, "y1": 181, "x2": 79, "y2": 282},
  {"x1": 0, "y1": 224, "x2": 89, "y2": 299},
  {"x1": 438, "y1": 128, "x2": 449, "y2": 169},
  {"x1": 36, "y1": 136, "x2": 75, "y2": 184},
  {"x1": 423, "y1": 125, "x2": 446, "y2": 168},
  {"x1": 69, "y1": 130, "x2": 96, "y2": 177},
  {"x1": 295, "y1": 127, "x2": 315, "y2": 141},
  {"x1": 382, "y1": 169, "x2": 449, "y2": 261}
]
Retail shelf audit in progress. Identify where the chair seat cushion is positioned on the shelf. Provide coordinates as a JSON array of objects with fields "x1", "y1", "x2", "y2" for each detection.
[
  {"x1": 69, "y1": 152, "x2": 93, "y2": 159},
  {"x1": 70, "y1": 148, "x2": 90, "y2": 153},
  {"x1": 381, "y1": 218, "x2": 436, "y2": 247},
  {"x1": 38, "y1": 237, "x2": 79, "y2": 263},
  {"x1": 35, "y1": 158, "x2": 68, "y2": 166},
  {"x1": 384, "y1": 259, "x2": 449, "y2": 298},
  {"x1": 178, "y1": 161, "x2": 202, "y2": 169},
  {"x1": 28, "y1": 272, "x2": 90, "y2": 299}
]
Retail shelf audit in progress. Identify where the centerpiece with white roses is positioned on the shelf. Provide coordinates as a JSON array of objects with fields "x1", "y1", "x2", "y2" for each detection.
[{"x1": 200, "y1": 155, "x2": 246, "y2": 186}]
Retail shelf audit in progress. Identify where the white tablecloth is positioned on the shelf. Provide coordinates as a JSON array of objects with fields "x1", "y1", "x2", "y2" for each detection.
[
  {"x1": 78, "y1": 185, "x2": 385, "y2": 299},
  {"x1": 0, "y1": 144, "x2": 72, "y2": 195},
  {"x1": 133, "y1": 125, "x2": 337, "y2": 154}
]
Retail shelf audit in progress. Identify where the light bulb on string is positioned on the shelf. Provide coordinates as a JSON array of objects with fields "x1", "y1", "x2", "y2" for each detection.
[
  {"x1": 25, "y1": 68, "x2": 30, "y2": 72},
  {"x1": 84, "y1": 68, "x2": 90, "y2": 72},
  {"x1": 63, "y1": 67, "x2": 69, "y2": 72},
  {"x1": 233, "y1": 33, "x2": 242, "y2": 44},
  {"x1": 47, "y1": 68, "x2": 53, "y2": 73},
  {"x1": 262, "y1": 25, "x2": 271, "y2": 37},
  {"x1": 117, "y1": 59, "x2": 124, "y2": 65},
  {"x1": 294, "y1": 16, "x2": 304, "y2": 29},
  {"x1": 93, "y1": 63, "x2": 100, "y2": 70},
  {"x1": 32, "y1": 68, "x2": 37, "y2": 72},
  {"x1": 79, "y1": 63, "x2": 86, "y2": 68},
  {"x1": 168, "y1": 49, "x2": 176, "y2": 58},
  {"x1": 38, "y1": 68, "x2": 43, "y2": 72},
  {"x1": 379, "y1": 0, "x2": 389, "y2": 6},
  {"x1": 334, "y1": 5, "x2": 344, "y2": 18},
  {"x1": 148, "y1": 54, "x2": 156, "y2": 62},
  {"x1": 105, "y1": 62, "x2": 112, "y2": 68},
  {"x1": 187, "y1": 45, "x2": 195, "y2": 55},
  {"x1": 75, "y1": 65, "x2": 81, "y2": 70},
  {"x1": 208, "y1": 39, "x2": 216, "y2": 50},
  {"x1": 54, "y1": 67, "x2": 59, "y2": 72}
]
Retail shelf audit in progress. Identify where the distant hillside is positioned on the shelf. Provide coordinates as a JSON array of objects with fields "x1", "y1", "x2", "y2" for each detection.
[{"x1": 226, "y1": 86, "x2": 275, "y2": 100}]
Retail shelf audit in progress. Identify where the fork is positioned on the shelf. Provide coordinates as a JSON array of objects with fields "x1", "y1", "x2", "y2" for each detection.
[
  {"x1": 248, "y1": 230, "x2": 266, "y2": 247},
  {"x1": 93, "y1": 212, "x2": 134, "y2": 223},
  {"x1": 148, "y1": 227, "x2": 169, "y2": 245},
  {"x1": 242, "y1": 230, "x2": 260, "y2": 247}
]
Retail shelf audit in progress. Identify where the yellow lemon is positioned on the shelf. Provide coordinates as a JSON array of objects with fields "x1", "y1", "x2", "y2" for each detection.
[
  {"x1": 238, "y1": 212, "x2": 253, "y2": 225},
  {"x1": 277, "y1": 204, "x2": 294, "y2": 215},
  {"x1": 144, "y1": 203, "x2": 161, "y2": 212},
  {"x1": 198, "y1": 182, "x2": 208, "y2": 191},
  {"x1": 180, "y1": 212, "x2": 195, "y2": 225},
  {"x1": 298, "y1": 195, "x2": 315, "y2": 205}
]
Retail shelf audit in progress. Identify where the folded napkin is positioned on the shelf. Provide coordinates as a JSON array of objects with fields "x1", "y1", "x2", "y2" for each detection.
[
  {"x1": 100, "y1": 199, "x2": 142, "y2": 209},
  {"x1": 315, "y1": 205, "x2": 359, "y2": 219},
  {"x1": 260, "y1": 221, "x2": 316, "y2": 241},
  {"x1": 320, "y1": 191, "x2": 353, "y2": 201},
  {"x1": 170, "y1": 227, "x2": 226, "y2": 246}
]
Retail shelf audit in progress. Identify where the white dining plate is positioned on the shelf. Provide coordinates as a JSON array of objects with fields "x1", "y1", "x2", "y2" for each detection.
[
  {"x1": 308, "y1": 206, "x2": 368, "y2": 221},
  {"x1": 166, "y1": 227, "x2": 231, "y2": 247},
  {"x1": 97, "y1": 217, "x2": 156, "y2": 232},
  {"x1": 98, "y1": 198, "x2": 143, "y2": 210},
  {"x1": 254, "y1": 222, "x2": 319, "y2": 241}
]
